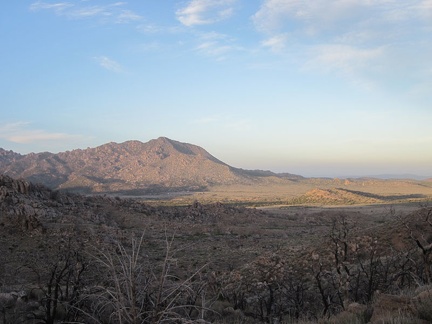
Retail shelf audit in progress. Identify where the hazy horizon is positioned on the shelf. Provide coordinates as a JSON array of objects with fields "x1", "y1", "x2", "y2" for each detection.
[
  {"x1": 1, "y1": 137, "x2": 430, "y2": 179},
  {"x1": 1, "y1": 1, "x2": 431, "y2": 178}
]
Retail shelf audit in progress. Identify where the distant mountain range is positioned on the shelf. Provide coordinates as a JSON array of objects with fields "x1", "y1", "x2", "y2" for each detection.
[
  {"x1": 359, "y1": 174, "x2": 430, "y2": 181},
  {"x1": 0, "y1": 137, "x2": 303, "y2": 194}
]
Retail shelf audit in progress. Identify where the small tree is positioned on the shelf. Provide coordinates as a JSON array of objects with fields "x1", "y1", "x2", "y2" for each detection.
[
  {"x1": 20, "y1": 237, "x2": 89, "y2": 324},
  {"x1": 401, "y1": 208, "x2": 432, "y2": 285}
]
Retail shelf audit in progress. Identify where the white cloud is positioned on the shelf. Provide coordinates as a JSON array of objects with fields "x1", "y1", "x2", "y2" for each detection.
[
  {"x1": 261, "y1": 34, "x2": 289, "y2": 52},
  {"x1": 194, "y1": 31, "x2": 243, "y2": 60},
  {"x1": 0, "y1": 122, "x2": 84, "y2": 144},
  {"x1": 252, "y1": 0, "x2": 300, "y2": 32},
  {"x1": 420, "y1": 0, "x2": 432, "y2": 9},
  {"x1": 415, "y1": 0, "x2": 432, "y2": 18},
  {"x1": 253, "y1": 0, "x2": 432, "y2": 40},
  {"x1": 252, "y1": 0, "x2": 382, "y2": 33},
  {"x1": 94, "y1": 56, "x2": 123, "y2": 73},
  {"x1": 116, "y1": 10, "x2": 142, "y2": 23},
  {"x1": 196, "y1": 41, "x2": 233, "y2": 60},
  {"x1": 176, "y1": 0, "x2": 236, "y2": 26},
  {"x1": 252, "y1": 0, "x2": 432, "y2": 92},
  {"x1": 29, "y1": 1, "x2": 141, "y2": 23},
  {"x1": 304, "y1": 44, "x2": 385, "y2": 88},
  {"x1": 111, "y1": 2, "x2": 127, "y2": 7},
  {"x1": 137, "y1": 23, "x2": 183, "y2": 34},
  {"x1": 71, "y1": 6, "x2": 109, "y2": 18},
  {"x1": 29, "y1": 1, "x2": 73, "y2": 13},
  {"x1": 252, "y1": 0, "x2": 432, "y2": 48},
  {"x1": 308, "y1": 44, "x2": 384, "y2": 73}
]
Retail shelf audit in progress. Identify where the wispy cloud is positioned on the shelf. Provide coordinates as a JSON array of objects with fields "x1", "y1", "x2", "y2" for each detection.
[
  {"x1": 116, "y1": 10, "x2": 141, "y2": 23},
  {"x1": 136, "y1": 23, "x2": 183, "y2": 35},
  {"x1": 176, "y1": 0, "x2": 236, "y2": 26},
  {"x1": 29, "y1": 1, "x2": 142, "y2": 23},
  {"x1": 307, "y1": 44, "x2": 385, "y2": 75},
  {"x1": 418, "y1": 0, "x2": 432, "y2": 12},
  {"x1": 252, "y1": 0, "x2": 432, "y2": 91},
  {"x1": 0, "y1": 122, "x2": 84, "y2": 144},
  {"x1": 70, "y1": 5, "x2": 107, "y2": 18},
  {"x1": 253, "y1": 0, "x2": 386, "y2": 33},
  {"x1": 195, "y1": 41, "x2": 234, "y2": 60},
  {"x1": 94, "y1": 56, "x2": 124, "y2": 73},
  {"x1": 29, "y1": 1, "x2": 73, "y2": 14},
  {"x1": 252, "y1": 0, "x2": 432, "y2": 49},
  {"x1": 261, "y1": 34, "x2": 289, "y2": 52},
  {"x1": 194, "y1": 31, "x2": 242, "y2": 60}
]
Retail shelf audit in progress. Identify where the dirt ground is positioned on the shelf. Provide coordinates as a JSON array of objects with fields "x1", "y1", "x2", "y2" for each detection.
[{"x1": 142, "y1": 177, "x2": 432, "y2": 208}]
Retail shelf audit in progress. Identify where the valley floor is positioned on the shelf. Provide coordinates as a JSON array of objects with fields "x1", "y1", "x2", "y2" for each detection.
[{"x1": 140, "y1": 178, "x2": 432, "y2": 208}]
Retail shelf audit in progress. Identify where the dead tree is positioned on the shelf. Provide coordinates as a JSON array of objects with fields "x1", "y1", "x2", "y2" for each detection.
[
  {"x1": 402, "y1": 208, "x2": 432, "y2": 284},
  {"x1": 20, "y1": 238, "x2": 89, "y2": 324}
]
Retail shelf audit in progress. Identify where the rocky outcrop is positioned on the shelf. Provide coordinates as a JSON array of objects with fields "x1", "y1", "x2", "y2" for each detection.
[
  {"x1": 0, "y1": 173, "x2": 264, "y2": 235},
  {"x1": 0, "y1": 174, "x2": 140, "y2": 232},
  {"x1": 0, "y1": 175, "x2": 44, "y2": 232}
]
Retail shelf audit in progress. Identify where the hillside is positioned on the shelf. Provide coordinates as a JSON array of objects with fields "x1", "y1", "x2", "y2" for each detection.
[
  {"x1": 0, "y1": 137, "x2": 301, "y2": 194},
  {"x1": 2, "y1": 174, "x2": 432, "y2": 323}
]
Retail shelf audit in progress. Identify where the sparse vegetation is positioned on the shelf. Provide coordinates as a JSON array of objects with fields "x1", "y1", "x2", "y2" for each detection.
[{"x1": 2, "y1": 173, "x2": 432, "y2": 323}]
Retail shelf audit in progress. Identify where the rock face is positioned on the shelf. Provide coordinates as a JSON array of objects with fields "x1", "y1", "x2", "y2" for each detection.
[
  {"x1": 0, "y1": 174, "x2": 119, "y2": 233},
  {"x1": 0, "y1": 175, "x2": 45, "y2": 232},
  {"x1": 0, "y1": 137, "x2": 300, "y2": 194}
]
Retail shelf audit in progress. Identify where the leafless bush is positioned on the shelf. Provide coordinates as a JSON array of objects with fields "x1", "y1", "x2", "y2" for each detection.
[
  {"x1": 16, "y1": 237, "x2": 90, "y2": 324},
  {"x1": 413, "y1": 285, "x2": 432, "y2": 322},
  {"x1": 82, "y1": 232, "x2": 209, "y2": 324},
  {"x1": 400, "y1": 207, "x2": 432, "y2": 285}
]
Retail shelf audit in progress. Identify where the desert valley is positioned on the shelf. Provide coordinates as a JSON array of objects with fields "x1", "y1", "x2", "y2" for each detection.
[
  {"x1": 5, "y1": 0, "x2": 432, "y2": 322},
  {"x1": 1, "y1": 137, "x2": 432, "y2": 323}
]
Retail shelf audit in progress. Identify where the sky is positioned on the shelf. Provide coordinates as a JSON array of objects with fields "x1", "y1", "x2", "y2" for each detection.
[{"x1": 1, "y1": 1, "x2": 431, "y2": 178}]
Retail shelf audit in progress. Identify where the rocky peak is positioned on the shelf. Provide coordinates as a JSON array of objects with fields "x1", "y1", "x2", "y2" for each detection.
[
  {"x1": 148, "y1": 137, "x2": 197, "y2": 157},
  {"x1": 0, "y1": 148, "x2": 22, "y2": 164}
]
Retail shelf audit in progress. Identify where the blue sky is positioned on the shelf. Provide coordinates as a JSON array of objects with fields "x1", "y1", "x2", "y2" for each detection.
[{"x1": 1, "y1": 1, "x2": 431, "y2": 177}]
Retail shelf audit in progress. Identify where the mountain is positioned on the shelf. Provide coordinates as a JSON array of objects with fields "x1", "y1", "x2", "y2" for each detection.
[
  {"x1": 0, "y1": 137, "x2": 302, "y2": 194},
  {"x1": 350, "y1": 174, "x2": 431, "y2": 181},
  {"x1": 0, "y1": 148, "x2": 22, "y2": 163}
]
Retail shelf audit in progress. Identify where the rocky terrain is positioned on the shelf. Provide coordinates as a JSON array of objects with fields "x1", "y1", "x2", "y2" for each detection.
[
  {"x1": 0, "y1": 137, "x2": 302, "y2": 194},
  {"x1": 2, "y1": 173, "x2": 432, "y2": 323}
]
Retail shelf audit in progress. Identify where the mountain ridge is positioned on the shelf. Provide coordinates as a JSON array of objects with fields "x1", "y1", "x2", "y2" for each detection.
[{"x1": 0, "y1": 137, "x2": 302, "y2": 194}]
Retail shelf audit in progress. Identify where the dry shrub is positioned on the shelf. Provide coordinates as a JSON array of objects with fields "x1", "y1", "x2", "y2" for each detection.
[
  {"x1": 367, "y1": 313, "x2": 419, "y2": 324},
  {"x1": 318, "y1": 302, "x2": 372, "y2": 324},
  {"x1": 413, "y1": 287, "x2": 432, "y2": 322}
]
